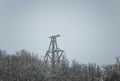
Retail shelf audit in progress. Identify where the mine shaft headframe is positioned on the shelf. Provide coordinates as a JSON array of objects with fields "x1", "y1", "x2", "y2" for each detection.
[
  {"x1": 43, "y1": 34, "x2": 64, "y2": 81},
  {"x1": 44, "y1": 34, "x2": 64, "y2": 69}
]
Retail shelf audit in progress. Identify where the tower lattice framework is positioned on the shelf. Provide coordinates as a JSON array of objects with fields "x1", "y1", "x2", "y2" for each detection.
[{"x1": 44, "y1": 34, "x2": 64, "y2": 81}]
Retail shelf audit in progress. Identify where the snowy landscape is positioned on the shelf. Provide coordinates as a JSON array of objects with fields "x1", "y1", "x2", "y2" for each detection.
[{"x1": 0, "y1": 0, "x2": 120, "y2": 81}]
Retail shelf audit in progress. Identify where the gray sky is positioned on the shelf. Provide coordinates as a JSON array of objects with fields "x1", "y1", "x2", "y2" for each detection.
[{"x1": 0, "y1": 0, "x2": 120, "y2": 65}]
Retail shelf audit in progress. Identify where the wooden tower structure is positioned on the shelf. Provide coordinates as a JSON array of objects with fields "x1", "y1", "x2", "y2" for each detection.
[{"x1": 44, "y1": 34, "x2": 64, "y2": 81}]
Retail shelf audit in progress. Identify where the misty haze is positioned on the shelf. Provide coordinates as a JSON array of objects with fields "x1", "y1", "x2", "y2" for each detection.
[{"x1": 0, "y1": 0, "x2": 120, "y2": 81}]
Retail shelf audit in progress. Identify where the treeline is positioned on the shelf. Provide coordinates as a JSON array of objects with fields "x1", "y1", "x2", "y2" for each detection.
[{"x1": 0, "y1": 49, "x2": 120, "y2": 81}]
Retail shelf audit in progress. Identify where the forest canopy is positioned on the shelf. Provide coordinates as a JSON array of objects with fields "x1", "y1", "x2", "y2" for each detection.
[{"x1": 0, "y1": 49, "x2": 120, "y2": 81}]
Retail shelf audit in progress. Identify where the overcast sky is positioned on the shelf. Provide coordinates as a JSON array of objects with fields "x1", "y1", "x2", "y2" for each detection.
[{"x1": 0, "y1": 0, "x2": 120, "y2": 65}]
